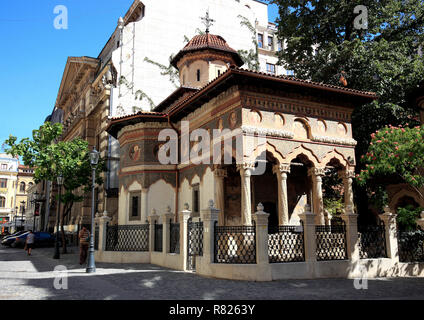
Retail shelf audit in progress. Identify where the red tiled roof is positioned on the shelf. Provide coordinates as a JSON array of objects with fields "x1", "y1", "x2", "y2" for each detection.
[{"x1": 171, "y1": 33, "x2": 244, "y2": 68}]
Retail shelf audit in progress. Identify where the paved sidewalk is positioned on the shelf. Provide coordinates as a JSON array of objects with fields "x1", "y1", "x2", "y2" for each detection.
[{"x1": 0, "y1": 246, "x2": 423, "y2": 300}]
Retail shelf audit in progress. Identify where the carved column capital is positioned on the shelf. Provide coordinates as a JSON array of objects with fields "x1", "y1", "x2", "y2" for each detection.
[
  {"x1": 237, "y1": 163, "x2": 255, "y2": 176},
  {"x1": 272, "y1": 164, "x2": 291, "y2": 175},
  {"x1": 308, "y1": 167, "x2": 325, "y2": 177},
  {"x1": 339, "y1": 169, "x2": 355, "y2": 180}
]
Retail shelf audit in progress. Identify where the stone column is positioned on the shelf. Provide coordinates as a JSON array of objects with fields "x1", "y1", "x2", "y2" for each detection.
[
  {"x1": 253, "y1": 203, "x2": 270, "y2": 266},
  {"x1": 141, "y1": 188, "x2": 148, "y2": 224},
  {"x1": 97, "y1": 212, "x2": 111, "y2": 252},
  {"x1": 147, "y1": 209, "x2": 159, "y2": 252},
  {"x1": 340, "y1": 168, "x2": 355, "y2": 214},
  {"x1": 179, "y1": 203, "x2": 192, "y2": 270},
  {"x1": 308, "y1": 167, "x2": 325, "y2": 225},
  {"x1": 416, "y1": 211, "x2": 424, "y2": 230},
  {"x1": 341, "y1": 205, "x2": 359, "y2": 261},
  {"x1": 380, "y1": 206, "x2": 399, "y2": 262},
  {"x1": 214, "y1": 168, "x2": 227, "y2": 226},
  {"x1": 237, "y1": 163, "x2": 254, "y2": 226},
  {"x1": 273, "y1": 164, "x2": 291, "y2": 226},
  {"x1": 200, "y1": 200, "x2": 219, "y2": 264},
  {"x1": 162, "y1": 206, "x2": 174, "y2": 254},
  {"x1": 299, "y1": 204, "x2": 317, "y2": 262}
]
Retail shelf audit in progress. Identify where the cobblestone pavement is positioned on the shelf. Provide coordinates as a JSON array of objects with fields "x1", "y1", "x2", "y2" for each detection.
[{"x1": 0, "y1": 246, "x2": 423, "y2": 300}]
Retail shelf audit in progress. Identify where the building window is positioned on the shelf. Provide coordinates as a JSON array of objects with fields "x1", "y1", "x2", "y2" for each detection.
[
  {"x1": 266, "y1": 63, "x2": 276, "y2": 75},
  {"x1": 20, "y1": 182, "x2": 26, "y2": 192},
  {"x1": 197, "y1": 69, "x2": 201, "y2": 82},
  {"x1": 28, "y1": 182, "x2": 33, "y2": 189},
  {"x1": 1, "y1": 164, "x2": 6, "y2": 170},
  {"x1": 218, "y1": 70, "x2": 221, "y2": 77},
  {"x1": 278, "y1": 41, "x2": 282, "y2": 51},
  {"x1": 192, "y1": 184, "x2": 200, "y2": 217},
  {"x1": 268, "y1": 36, "x2": 273, "y2": 50},
  {"x1": 0, "y1": 179, "x2": 7, "y2": 188},
  {"x1": 258, "y1": 33, "x2": 263, "y2": 48},
  {"x1": 0, "y1": 197, "x2": 5, "y2": 208},
  {"x1": 129, "y1": 192, "x2": 140, "y2": 220}
]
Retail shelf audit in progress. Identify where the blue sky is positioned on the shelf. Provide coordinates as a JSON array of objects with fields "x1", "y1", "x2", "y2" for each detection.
[{"x1": 0, "y1": 1, "x2": 278, "y2": 149}]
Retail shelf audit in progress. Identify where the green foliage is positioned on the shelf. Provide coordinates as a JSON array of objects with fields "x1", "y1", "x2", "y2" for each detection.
[
  {"x1": 143, "y1": 57, "x2": 180, "y2": 89},
  {"x1": 358, "y1": 125, "x2": 424, "y2": 190},
  {"x1": 322, "y1": 168, "x2": 344, "y2": 216},
  {"x1": 237, "y1": 15, "x2": 260, "y2": 71},
  {"x1": 3, "y1": 122, "x2": 105, "y2": 205},
  {"x1": 324, "y1": 198, "x2": 344, "y2": 217},
  {"x1": 397, "y1": 205, "x2": 423, "y2": 231},
  {"x1": 119, "y1": 76, "x2": 156, "y2": 109}
]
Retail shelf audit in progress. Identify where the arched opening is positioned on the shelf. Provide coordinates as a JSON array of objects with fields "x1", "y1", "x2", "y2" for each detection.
[
  {"x1": 322, "y1": 158, "x2": 345, "y2": 223},
  {"x1": 0, "y1": 196, "x2": 5, "y2": 208},
  {"x1": 223, "y1": 161, "x2": 241, "y2": 226},
  {"x1": 251, "y1": 151, "x2": 279, "y2": 230},
  {"x1": 287, "y1": 154, "x2": 313, "y2": 224},
  {"x1": 20, "y1": 182, "x2": 26, "y2": 192}
]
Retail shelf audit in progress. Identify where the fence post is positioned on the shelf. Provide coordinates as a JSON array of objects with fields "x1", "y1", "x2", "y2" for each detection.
[
  {"x1": 299, "y1": 204, "x2": 317, "y2": 262},
  {"x1": 380, "y1": 206, "x2": 399, "y2": 263},
  {"x1": 252, "y1": 203, "x2": 270, "y2": 266},
  {"x1": 200, "y1": 200, "x2": 219, "y2": 264},
  {"x1": 341, "y1": 205, "x2": 359, "y2": 261},
  {"x1": 148, "y1": 209, "x2": 159, "y2": 252},
  {"x1": 179, "y1": 203, "x2": 192, "y2": 270},
  {"x1": 162, "y1": 206, "x2": 174, "y2": 253},
  {"x1": 98, "y1": 213, "x2": 111, "y2": 252},
  {"x1": 416, "y1": 211, "x2": 424, "y2": 230}
]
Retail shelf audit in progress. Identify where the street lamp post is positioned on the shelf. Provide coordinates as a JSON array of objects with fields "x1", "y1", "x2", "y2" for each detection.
[
  {"x1": 20, "y1": 201, "x2": 25, "y2": 230},
  {"x1": 86, "y1": 147, "x2": 99, "y2": 273},
  {"x1": 32, "y1": 192, "x2": 39, "y2": 231},
  {"x1": 14, "y1": 206, "x2": 18, "y2": 232},
  {"x1": 53, "y1": 175, "x2": 63, "y2": 259}
]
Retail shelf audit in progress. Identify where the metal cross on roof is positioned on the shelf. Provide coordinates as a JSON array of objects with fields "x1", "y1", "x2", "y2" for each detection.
[{"x1": 201, "y1": 10, "x2": 215, "y2": 33}]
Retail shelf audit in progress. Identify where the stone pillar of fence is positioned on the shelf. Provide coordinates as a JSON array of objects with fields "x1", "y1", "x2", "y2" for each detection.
[
  {"x1": 162, "y1": 206, "x2": 174, "y2": 254},
  {"x1": 148, "y1": 209, "x2": 159, "y2": 252},
  {"x1": 380, "y1": 206, "x2": 399, "y2": 262},
  {"x1": 179, "y1": 203, "x2": 192, "y2": 270},
  {"x1": 253, "y1": 203, "x2": 270, "y2": 266},
  {"x1": 416, "y1": 211, "x2": 424, "y2": 230},
  {"x1": 200, "y1": 200, "x2": 219, "y2": 264},
  {"x1": 299, "y1": 204, "x2": 317, "y2": 262},
  {"x1": 341, "y1": 205, "x2": 359, "y2": 261},
  {"x1": 95, "y1": 213, "x2": 111, "y2": 252}
]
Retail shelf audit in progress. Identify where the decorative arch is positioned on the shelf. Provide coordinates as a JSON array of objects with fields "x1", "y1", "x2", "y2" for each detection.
[
  {"x1": 293, "y1": 118, "x2": 311, "y2": 140},
  {"x1": 321, "y1": 149, "x2": 350, "y2": 168},
  {"x1": 285, "y1": 144, "x2": 320, "y2": 166},
  {"x1": 389, "y1": 189, "x2": 424, "y2": 213},
  {"x1": 246, "y1": 141, "x2": 285, "y2": 165}
]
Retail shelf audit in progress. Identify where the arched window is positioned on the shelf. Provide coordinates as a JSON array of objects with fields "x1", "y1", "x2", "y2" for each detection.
[
  {"x1": 28, "y1": 182, "x2": 33, "y2": 189},
  {"x1": 0, "y1": 197, "x2": 5, "y2": 208},
  {"x1": 197, "y1": 69, "x2": 201, "y2": 82},
  {"x1": 20, "y1": 182, "x2": 26, "y2": 192}
]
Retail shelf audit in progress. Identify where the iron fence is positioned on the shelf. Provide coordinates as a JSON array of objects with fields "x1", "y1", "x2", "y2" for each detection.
[
  {"x1": 316, "y1": 221, "x2": 347, "y2": 261},
  {"x1": 187, "y1": 219, "x2": 204, "y2": 270},
  {"x1": 398, "y1": 230, "x2": 424, "y2": 262},
  {"x1": 94, "y1": 226, "x2": 99, "y2": 250},
  {"x1": 214, "y1": 221, "x2": 256, "y2": 264},
  {"x1": 154, "y1": 222, "x2": 163, "y2": 252},
  {"x1": 170, "y1": 220, "x2": 180, "y2": 254},
  {"x1": 105, "y1": 224, "x2": 149, "y2": 252},
  {"x1": 268, "y1": 223, "x2": 305, "y2": 263},
  {"x1": 358, "y1": 221, "x2": 387, "y2": 259}
]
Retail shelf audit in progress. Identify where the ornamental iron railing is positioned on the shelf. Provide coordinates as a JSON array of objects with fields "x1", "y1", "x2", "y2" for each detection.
[
  {"x1": 187, "y1": 219, "x2": 203, "y2": 270},
  {"x1": 105, "y1": 224, "x2": 149, "y2": 252},
  {"x1": 154, "y1": 222, "x2": 163, "y2": 252},
  {"x1": 268, "y1": 223, "x2": 305, "y2": 263},
  {"x1": 316, "y1": 220, "x2": 347, "y2": 261},
  {"x1": 358, "y1": 221, "x2": 387, "y2": 259},
  {"x1": 398, "y1": 229, "x2": 424, "y2": 262},
  {"x1": 214, "y1": 221, "x2": 256, "y2": 264},
  {"x1": 170, "y1": 220, "x2": 180, "y2": 254},
  {"x1": 94, "y1": 226, "x2": 99, "y2": 250}
]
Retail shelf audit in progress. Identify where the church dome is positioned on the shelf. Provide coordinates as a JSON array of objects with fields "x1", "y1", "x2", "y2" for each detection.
[{"x1": 171, "y1": 33, "x2": 244, "y2": 69}]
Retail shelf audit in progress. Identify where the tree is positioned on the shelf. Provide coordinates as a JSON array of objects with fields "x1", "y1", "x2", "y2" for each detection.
[
  {"x1": 4, "y1": 122, "x2": 105, "y2": 254},
  {"x1": 270, "y1": 0, "x2": 424, "y2": 215},
  {"x1": 358, "y1": 124, "x2": 424, "y2": 196}
]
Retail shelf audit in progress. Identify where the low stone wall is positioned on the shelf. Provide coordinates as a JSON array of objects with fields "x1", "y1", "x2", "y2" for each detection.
[{"x1": 95, "y1": 250, "x2": 150, "y2": 264}]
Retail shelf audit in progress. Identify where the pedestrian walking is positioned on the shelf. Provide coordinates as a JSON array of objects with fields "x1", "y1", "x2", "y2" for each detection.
[
  {"x1": 25, "y1": 230, "x2": 35, "y2": 256},
  {"x1": 78, "y1": 226, "x2": 90, "y2": 265}
]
